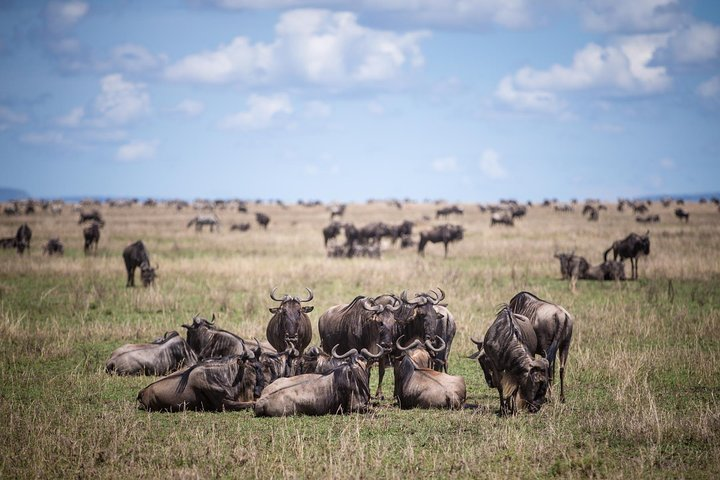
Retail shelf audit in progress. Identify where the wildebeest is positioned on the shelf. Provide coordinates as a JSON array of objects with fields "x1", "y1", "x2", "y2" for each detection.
[
  {"x1": 472, "y1": 306, "x2": 550, "y2": 415},
  {"x1": 42, "y1": 238, "x2": 64, "y2": 256},
  {"x1": 78, "y1": 210, "x2": 104, "y2": 225},
  {"x1": 267, "y1": 288, "x2": 314, "y2": 354},
  {"x1": 122, "y1": 240, "x2": 156, "y2": 287},
  {"x1": 255, "y1": 212, "x2": 270, "y2": 229},
  {"x1": 675, "y1": 208, "x2": 689, "y2": 222},
  {"x1": 187, "y1": 215, "x2": 220, "y2": 232},
  {"x1": 253, "y1": 346, "x2": 382, "y2": 416},
  {"x1": 636, "y1": 214, "x2": 660, "y2": 223},
  {"x1": 246, "y1": 341, "x2": 299, "y2": 385},
  {"x1": 490, "y1": 212, "x2": 514, "y2": 226},
  {"x1": 584, "y1": 261, "x2": 626, "y2": 281},
  {"x1": 418, "y1": 224, "x2": 463, "y2": 258},
  {"x1": 553, "y1": 252, "x2": 589, "y2": 280},
  {"x1": 603, "y1": 231, "x2": 650, "y2": 280},
  {"x1": 323, "y1": 222, "x2": 342, "y2": 247},
  {"x1": 83, "y1": 222, "x2": 101, "y2": 255},
  {"x1": 0, "y1": 237, "x2": 17, "y2": 249},
  {"x1": 436, "y1": 205, "x2": 463, "y2": 219},
  {"x1": 329, "y1": 204, "x2": 346, "y2": 219},
  {"x1": 508, "y1": 292, "x2": 573, "y2": 402},
  {"x1": 15, "y1": 223, "x2": 32, "y2": 254},
  {"x1": 106, "y1": 331, "x2": 197, "y2": 376},
  {"x1": 582, "y1": 205, "x2": 599, "y2": 221},
  {"x1": 318, "y1": 294, "x2": 401, "y2": 398},
  {"x1": 393, "y1": 337, "x2": 466, "y2": 409},
  {"x1": 230, "y1": 222, "x2": 250, "y2": 231},
  {"x1": 137, "y1": 353, "x2": 263, "y2": 412},
  {"x1": 389, "y1": 220, "x2": 414, "y2": 245},
  {"x1": 182, "y1": 314, "x2": 249, "y2": 358}
]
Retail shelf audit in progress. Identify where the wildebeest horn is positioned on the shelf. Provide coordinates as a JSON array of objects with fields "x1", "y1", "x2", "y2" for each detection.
[
  {"x1": 396, "y1": 335, "x2": 423, "y2": 351},
  {"x1": 430, "y1": 288, "x2": 445, "y2": 304},
  {"x1": 362, "y1": 298, "x2": 382, "y2": 312},
  {"x1": 299, "y1": 287, "x2": 313, "y2": 302},
  {"x1": 331, "y1": 344, "x2": 358, "y2": 359},
  {"x1": 470, "y1": 336, "x2": 483, "y2": 347},
  {"x1": 425, "y1": 335, "x2": 446, "y2": 352},
  {"x1": 269, "y1": 287, "x2": 285, "y2": 302},
  {"x1": 360, "y1": 346, "x2": 384, "y2": 359},
  {"x1": 401, "y1": 290, "x2": 425, "y2": 305},
  {"x1": 387, "y1": 296, "x2": 402, "y2": 312}
]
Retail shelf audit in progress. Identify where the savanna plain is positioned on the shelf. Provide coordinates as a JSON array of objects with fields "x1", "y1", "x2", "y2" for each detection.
[{"x1": 1, "y1": 200, "x2": 719, "y2": 479}]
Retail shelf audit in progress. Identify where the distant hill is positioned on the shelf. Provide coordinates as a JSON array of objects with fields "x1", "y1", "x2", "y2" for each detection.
[{"x1": 0, "y1": 187, "x2": 30, "y2": 201}]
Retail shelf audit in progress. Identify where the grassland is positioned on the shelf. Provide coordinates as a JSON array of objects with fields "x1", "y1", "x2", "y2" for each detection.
[{"x1": 1, "y1": 200, "x2": 719, "y2": 479}]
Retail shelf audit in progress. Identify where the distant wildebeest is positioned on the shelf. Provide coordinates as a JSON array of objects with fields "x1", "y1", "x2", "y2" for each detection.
[
  {"x1": 326, "y1": 243, "x2": 381, "y2": 259},
  {"x1": 436, "y1": 205, "x2": 463, "y2": 219},
  {"x1": 358, "y1": 222, "x2": 392, "y2": 245},
  {"x1": 509, "y1": 292, "x2": 573, "y2": 403},
  {"x1": 388, "y1": 220, "x2": 414, "y2": 245},
  {"x1": 393, "y1": 337, "x2": 465, "y2": 409},
  {"x1": 603, "y1": 231, "x2": 650, "y2": 280},
  {"x1": 675, "y1": 208, "x2": 689, "y2": 222},
  {"x1": 636, "y1": 214, "x2": 660, "y2": 223},
  {"x1": 329, "y1": 204, "x2": 346, "y2": 219},
  {"x1": 106, "y1": 331, "x2": 197, "y2": 376},
  {"x1": 15, "y1": 223, "x2": 32, "y2": 254},
  {"x1": 230, "y1": 222, "x2": 250, "y2": 232},
  {"x1": 42, "y1": 238, "x2": 64, "y2": 256},
  {"x1": 122, "y1": 240, "x2": 157, "y2": 287},
  {"x1": 187, "y1": 215, "x2": 219, "y2": 232},
  {"x1": 319, "y1": 294, "x2": 401, "y2": 398},
  {"x1": 78, "y1": 210, "x2": 104, "y2": 226},
  {"x1": 472, "y1": 306, "x2": 550, "y2": 415},
  {"x1": 82, "y1": 222, "x2": 101, "y2": 255},
  {"x1": 583, "y1": 205, "x2": 599, "y2": 221},
  {"x1": 554, "y1": 252, "x2": 589, "y2": 280},
  {"x1": 267, "y1": 288, "x2": 314, "y2": 355},
  {"x1": 554, "y1": 204, "x2": 573, "y2": 213},
  {"x1": 137, "y1": 353, "x2": 263, "y2": 412},
  {"x1": 584, "y1": 261, "x2": 626, "y2": 281},
  {"x1": 253, "y1": 346, "x2": 382, "y2": 416},
  {"x1": 490, "y1": 212, "x2": 514, "y2": 226},
  {"x1": 255, "y1": 212, "x2": 270, "y2": 229},
  {"x1": 0, "y1": 237, "x2": 17, "y2": 250},
  {"x1": 323, "y1": 222, "x2": 342, "y2": 247},
  {"x1": 418, "y1": 224, "x2": 463, "y2": 258}
]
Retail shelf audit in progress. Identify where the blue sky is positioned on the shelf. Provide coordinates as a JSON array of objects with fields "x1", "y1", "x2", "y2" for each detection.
[{"x1": 1, "y1": 0, "x2": 719, "y2": 202}]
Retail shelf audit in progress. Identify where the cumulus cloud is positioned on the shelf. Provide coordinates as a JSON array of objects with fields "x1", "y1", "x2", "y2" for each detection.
[
  {"x1": 697, "y1": 75, "x2": 720, "y2": 99},
  {"x1": 494, "y1": 77, "x2": 566, "y2": 114},
  {"x1": 116, "y1": 140, "x2": 158, "y2": 161},
  {"x1": 56, "y1": 106, "x2": 85, "y2": 126},
  {"x1": 45, "y1": 1, "x2": 89, "y2": 34},
  {"x1": 172, "y1": 99, "x2": 205, "y2": 117},
  {"x1": 580, "y1": 0, "x2": 684, "y2": 33},
  {"x1": 0, "y1": 105, "x2": 28, "y2": 131},
  {"x1": 219, "y1": 93, "x2": 292, "y2": 130},
  {"x1": 479, "y1": 149, "x2": 506, "y2": 179},
  {"x1": 431, "y1": 156, "x2": 458, "y2": 173},
  {"x1": 166, "y1": 9, "x2": 429, "y2": 88},
  {"x1": 664, "y1": 22, "x2": 720, "y2": 64},
  {"x1": 93, "y1": 74, "x2": 150, "y2": 125}
]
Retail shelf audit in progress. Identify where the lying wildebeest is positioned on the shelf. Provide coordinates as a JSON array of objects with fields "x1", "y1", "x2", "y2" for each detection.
[
  {"x1": 267, "y1": 288, "x2": 314, "y2": 354},
  {"x1": 253, "y1": 346, "x2": 382, "y2": 416},
  {"x1": 636, "y1": 214, "x2": 660, "y2": 223},
  {"x1": 106, "y1": 331, "x2": 197, "y2": 376},
  {"x1": 418, "y1": 224, "x2": 463, "y2": 258},
  {"x1": 42, "y1": 238, "x2": 64, "y2": 256},
  {"x1": 603, "y1": 231, "x2": 650, "y2": 280},
  {"x1": 393, "y1": 337, "x2": 465, "y2": 409},
  {"x1": 323, "y1": 222, "x2": 342, "y2": 247},
  {"x1": 78, "y1": 210, "x2": 104, "y2": 226},
  {"x1": 15, "y1": 223, "x2": 32, "y2": 254},
  {"x1": 83, "y1": 222, "x2": 101, "y2": 255},
  {"x1": 436, "y1": 205, "x2": 463, "y2": 219},
  {"x1": 182, "y1": 314, "x2": 255, "y2": 358},
  {"x1": 490, "y1": 212, "x2": 514, "y2": 226},
  {"x1": 584, "y1": 260, "x2": 626, "y2": 281},
  {"x1": 187, "y1": 215, "x2": 220, "y2": 232},
  {"x1": 318, "y1": 294, "x2": 401, "y2": 398},
  {"x1": 137, "y1": 353, "x2": 263, "y2": 412},
  {"x1": 246, "y1": 341, "x2": 299, "y2": 385},
  {"x1": 675, "y1": 208, "x2": 689, "y2": 222},
  {"x1": 230, "y1": 222, "x2": 250, "y2": 231},
  {"x1": 473, "y1": 306, "x2": 550, "y2": 415},
  {"x1": 122, "y1": 240, "x2": 157, "y2": 287},
  {"x1": 296, "y1": 345, "x2": 332, "y2": 374},
  {"x1": 0, "y1": 237, "x2": 17, "y2": 249},
  {"x1": 255, "y1": 212, "x2": 270, "y2": 229},
  {"x1": 554, "y1": 252, "x2": 590, "y2": 280},
  {"x1": 508, "y1": 292, "x2": 573, "y2": 402}
]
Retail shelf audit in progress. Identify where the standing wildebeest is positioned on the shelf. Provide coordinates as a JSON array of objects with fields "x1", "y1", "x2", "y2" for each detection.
[
  {"x1": 78, "y1": 210, "x2": 104, "y2": 225},
  {"x1": 393, "y1": 337, "x2": 466, "y2": 409},
  {"x1": 137, "y1": 353, "x2": 263, "y2": 412},
  {"x1": 106, "y1": 331, "x2": 197, "y2": 376},
  {"x1": 255, "y1": 212, "x2": 270, "y2": 229},
  {"x1": 490, "y1": 212, "x2": 514, "y2": 226},
  {"x1": 15, "y1": 223, "x2": 32, "y2": 254},
  {"x1": 187, "y1": 215, "x2": 220, "y2": 232},
  {"x1": 323, "y1": 222, "x2": 342, "y2": 247},
  {"x1": 122, "y1": 240, "x2": 157, "y2": 287},
  {"x1": 509, "y1": 292, "x2": 573, "y2": 402},
  {"x1": 318, "y1": 294, "x2": 402, "y2": 398},
  {"x1": 436, "y1": 205, "x2": 464, "y2": 219},
  {"x1": 675, "y1": 208, "x2": 689, "y2": 222},
  {"x1": 267, "y1": 288, "x2": 314, "y2": 354},
  {"x1": 254, "y1": 346, "x2": 382, "y2": 416},
  {"x1": 603, "y1": 231, "x2": 650, "y2": 280},
  {"x1": 43, "y1": 238, "x2": 64, "y2": 256},
  {"x1": 418, "y1": 224, "x2": 463, "y2": 258},
  {"x1": 83, "y1": 222, "x2": 101, "y2": 255},
  {"x1": 473, "y1": 306, "x2": 550, "y2": 415}
]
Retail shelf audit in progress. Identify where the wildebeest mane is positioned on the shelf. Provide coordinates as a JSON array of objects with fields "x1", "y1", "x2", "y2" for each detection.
[{"x1": 198, "y1": 330, "x2": 246, "y2": 359}]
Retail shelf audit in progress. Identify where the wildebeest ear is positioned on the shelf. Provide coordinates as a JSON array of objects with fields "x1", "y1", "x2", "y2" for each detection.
[
  {"x1": 269, "y1": 307, "x2": 280, "y2": 313},
  {"x1": 301, "y1": 306, "x2": 314, "y2": 313}
]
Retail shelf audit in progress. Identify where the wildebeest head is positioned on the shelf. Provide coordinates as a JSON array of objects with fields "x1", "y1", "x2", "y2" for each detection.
[
  {"x1": 330, "y1": 345, "x2": 384, "y2": 412},
  {"x1": 269, "y1": 287, "x2": 314, "y2": 347},
  {"x1": 640, "y1": 231, "x2": 651, "y2": 256},
  {"x1": 360, "y1": 295, "x2": 402, "y2": 352},
  {"x1": 519, "y1": 357, "x2": 550, "y2": 413},
  {"x1": 181, "y1": 314, "x2": 216, "y2": 352},
  {"x1": 140, "y1": 262, "x2": 157, "y2": 287},
  {"x1": 395, "y1": 335, "x2": 446, "y2": 369},
  {"x1": 469, "y1": 337, "x2": 495, "y2": 388},
  {"x1": 400, "y1": 288, "x2": 445, "y2": 343}
]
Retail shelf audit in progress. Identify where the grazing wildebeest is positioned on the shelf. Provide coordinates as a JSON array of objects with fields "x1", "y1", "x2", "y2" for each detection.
[
  {"x1": 490, "y1": 212, "x2": 514, "y2": 226},
  {"x1": 436, "y1": 205, "x2": 463, "y2": 219},
  {"x1": 78, "y1": 210, "x2": 104, "y2": 225},
  {"x1": 584, "y1": 261, "x2": 626, "y2": 281},
  {"x1": 253, "y1": 346, "x2": 382, "y2": 416},
  {"x1": 392, "y1": 337, "x2": 466, "y2": 409},
  {"x1": 603, "y1": 231, "x2": 650, "y2": 280},
  {"x1": 323, "y1": 222, "x2": 342, "y2": 247},
  {"x1": 318, "y1": 294, "x2": 401, "y2": 398},
  {"x1": 675, "y1": 208, "x2": 690, "y2": 222},
  {"x1": 472, "y1": 307, "x2": 550, "y2": 415},
  {"x1": 636, "y1": 214, "x2": 660, "y2": 223},
  {"x1": 106, "y1": 331, "x2": 197, "y2": 376},
  {"x1": 122, "y1": 240, "x2": 157, "y2": 287},
  {"x1": 255, "y1": 212, "x2": 270, "y2": 229},
  {"x1": 15, "y1": 223, "x2": 32, "y2": 254},
  {"x1": 187, "y1": 215, "x2": 220, "y2": 232},
  {"x1": 418, "y1": 224, "x2": 463, "y2": 258},
  {"x1": 137, "y1": 353, "x2": 263, "y2": 412},
  {"x1": 230, "y1": 223, "x2": 250, "y2": 231},
  {"x1": 509, "y1": 292, "x2": 573, "y2": 402},
  {"x1": 42, "y1": 238, "x2": 64, "y2": 256},
  {"x1": 267, "y1": 288, "x2": 314, "y2": 354},
  {"x1": 554, "y1": 252, "x2": 589, "y2": 280},
  {"x1": 83, "y1": 222, "x2": 101, "y2": 255}
]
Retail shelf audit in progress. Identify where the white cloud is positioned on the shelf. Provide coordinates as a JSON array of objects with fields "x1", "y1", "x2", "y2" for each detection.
[
  {"x1": 581, "y1": 0, "x2": 684, "y2": 33},
  {"x1": 479, "y1": 149, "x2": 506, "y2": 179},
  {"x1": 45, "y1": 1, "x2": 89, "y2": 33},
  {"x1": 109, "y1": 44, "x2": 167, "y2": 72},
  {"x1": 665, "y1": 22, "x2": 720, "y2": 64},
  {"x1": 219, "y1": 93, "x2": 292, "y2": 130},
  {"x1": 56, "y1": 106, "x2": 84, "y2": 127},
  {"x1": 172, "y1": 99, "x2": 205, "y2": 117},
  {"x1": 116, "y1": 140, "x2": 158, "y2": 162},
  {"x1": 431, "y1": 156, "x2": 458, "y2": 173},
  {"x1": 697, "y1": 75, "x2": 720, "y2": 99},
  {"x1": 660, "y1": 157, "x2": 675, "y2": 169},
  {"x1": 303, "y1": 100, "x2": 332, "y2": 119},
  {"x1": 166, "y1": 9, "x2": 429, "y2": 88},
  {"x1": 93, "y1": 74, "x2": 150, "y2": 125},
  {"x1": 495, "y1": 76, "x2": 566, "y2": 114},
  {"x1": 0, "y1": 106, "x2": 28, "y2": 131}
]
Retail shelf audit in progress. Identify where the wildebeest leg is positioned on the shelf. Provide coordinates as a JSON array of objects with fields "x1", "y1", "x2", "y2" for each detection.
[
  {"x1": 444, "y1": 241, "x2": 449, "y2": 258},
  {"x1": 375, "y1": 357, "x2": 385, "y2": 399},
  {"x1": 127, "y1": 266, "x2": 135, "y2": 287}
]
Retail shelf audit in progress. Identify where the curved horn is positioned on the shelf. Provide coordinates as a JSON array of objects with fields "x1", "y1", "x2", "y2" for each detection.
[
  {"x1": 299, "y1": 287, "x2": 313, "y2": 302},
  {"x1": 361, "y1": 298, "x2": 382, "y2": 312},
  {"x1": 387, "y1": 296, "x2": 402, "y2": 312},
  {"x1": 331, "y1": 344, "x2": 358, "y2": 359},
  {"x1": 396, "y1": 336, "x2": 423, "y2": 351},
  {"x1": 401, "y1": 290, "x2": 425, "y2": 305},
  {"x1": 360, "y1": 346, "x2": 384, "y2": 359},
  {"x1": 430, "y1": 288, "x2": 445, "y2": 304},
  {"x1": 425, "y1": 335, "x2": 446, "y2": 352},
  {"x1": 269, "y1": 287, "x2": 284, "y2": 302},
  {"x1": 470, "y1": 336, "x2": 483, "y2": 347}
]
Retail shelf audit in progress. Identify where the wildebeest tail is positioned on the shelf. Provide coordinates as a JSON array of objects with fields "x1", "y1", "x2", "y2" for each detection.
[
  {"x1": 175, "y1": 364, "x2": 200, "y2": 394},
  {"x1": 545, "y1": 314, "x2": 567, "y2": 364},
  {"x1": 603, "y1": 244, "x2": 613, "y2": 262}
]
